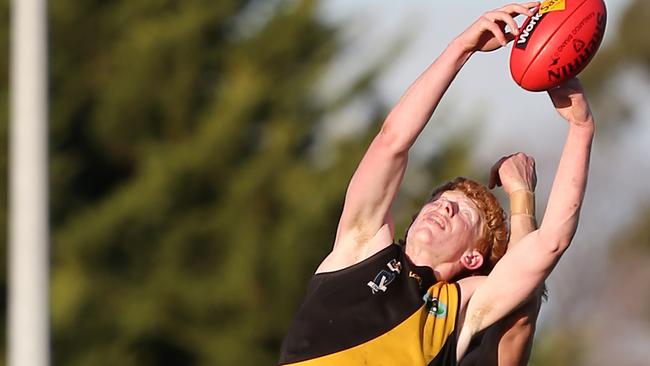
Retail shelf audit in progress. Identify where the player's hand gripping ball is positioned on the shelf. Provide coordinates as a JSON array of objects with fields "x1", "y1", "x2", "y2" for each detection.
[{"x1": 510, "y1": 0, "x2": 607, "y2": 92}]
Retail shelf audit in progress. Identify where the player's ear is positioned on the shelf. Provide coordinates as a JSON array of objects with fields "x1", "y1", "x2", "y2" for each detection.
[{"x1": 460, "y1": 249, "x2": 484, "y2": 271}]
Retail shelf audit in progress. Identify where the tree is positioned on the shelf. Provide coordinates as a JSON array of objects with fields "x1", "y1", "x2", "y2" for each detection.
[
  {"x1": 580, "y1": 0, "x2": 650, "y2": 134},
  {"x1": 34, "y1": 0, "x2": 479, "y2": 365}
]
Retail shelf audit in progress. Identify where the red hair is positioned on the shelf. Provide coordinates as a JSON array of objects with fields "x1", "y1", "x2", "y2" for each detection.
[{"x1": 428, "y1": 177, "x2": 508, "y2": 275}]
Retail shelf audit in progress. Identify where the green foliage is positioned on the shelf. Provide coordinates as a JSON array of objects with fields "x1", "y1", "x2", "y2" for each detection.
[
  {"x1": 48, "y1": 1, "x2": 344, "y2": 364},
  {"x1": 610, "y1": 204, "x2": 650, "y2": 258},
  {"x1": 603, "y1": 204, "x2": 650, "y2": 331},
  {"x1": 617, "y1": 0, "x2": 650, "y2": 67},
  {"x1": 580, "y1": 0, "x2": 650, "y2": 135},
  {"x1": 7, "y1": 0, "x2": 648, "y2": 363},
  {"x1": 582, "y1": 0, "x2": 650, "y2": 87},
  {"x1": 0, "y1": 0, "x2": 481, "y2": 364},
  {"x1": 529, "y1": 329, "x2": 588, "y2": 366},
  {"x1": 42, "y1": 0, "x2": 480, "y2": 364}
]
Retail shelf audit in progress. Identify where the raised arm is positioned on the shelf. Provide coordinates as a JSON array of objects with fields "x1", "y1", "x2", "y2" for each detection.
[
  {"x1": 461, "y1": 153, "x2": 541, "y2": 366},
  {"x1": 457, "y1": 79, "x2": 595, "y2": 359},
  {"x1": 317, "y1": 3, "x2": 539, "y2": 272}
]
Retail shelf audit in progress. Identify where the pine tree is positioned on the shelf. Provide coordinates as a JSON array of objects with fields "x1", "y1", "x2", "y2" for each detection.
[{"x1": 0, "y1": 1, "x2": 478, "y2": 364}]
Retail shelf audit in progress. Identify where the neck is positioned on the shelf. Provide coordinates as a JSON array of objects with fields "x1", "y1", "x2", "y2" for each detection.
[
  {"x1": 404, "y1": 244, "x2": 463, "y2": 281},
  {"x1": 432, "y1": 262, "x2": 464, "y2": 282}
]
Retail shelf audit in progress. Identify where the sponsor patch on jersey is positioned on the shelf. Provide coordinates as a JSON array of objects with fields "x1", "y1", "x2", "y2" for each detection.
[{"x1": 423, "y1": 292, "x2": 447, "y2": 318}]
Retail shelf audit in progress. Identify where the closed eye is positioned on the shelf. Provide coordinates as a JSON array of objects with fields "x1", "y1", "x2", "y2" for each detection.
[{"x1": 460, "y1": 207, "x2": 476, "y2": 223}]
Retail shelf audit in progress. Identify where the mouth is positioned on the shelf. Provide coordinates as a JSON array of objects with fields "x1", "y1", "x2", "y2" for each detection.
[{"x1": 426, "y1": 214, "x2": 446, "y2": 231}]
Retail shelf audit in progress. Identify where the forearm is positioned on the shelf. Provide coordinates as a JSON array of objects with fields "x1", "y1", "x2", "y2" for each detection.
[
  {"x1": 460, "y1": 284, "x2": 542, "y2": 366},
  {"x1": 539, "y1": 123, "x2": 594, "y2": 250},
  {"x1": 495, "y1": 189, "x2": 539, "y2": 365},
  {"x1": 469, "y1": 190, "x2": 538, "y2": 366},
  {"x1": 494, "y1": 289, "x2": 542, "y2": 366},
  {"x1": 334, "y1": 32, "x2": 475, "y2": 251},
  {"x1": 381, "y1": 40, "x2": 472, "y2": 151},
  {"x1": 508, "y1": 189, "x2": 537, "y2": 246}
]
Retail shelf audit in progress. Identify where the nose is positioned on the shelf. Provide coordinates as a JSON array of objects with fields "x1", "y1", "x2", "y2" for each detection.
[{"x1": 439, "y1": 198, "x2": 454, "y2": 217}]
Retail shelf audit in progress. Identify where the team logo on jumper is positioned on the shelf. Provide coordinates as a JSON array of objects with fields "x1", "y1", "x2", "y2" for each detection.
[
  {"x1": 423, "y1": 293, "x2": 447, "y2": 318},
  {"x1": 408, "y1": 271, "x2": 422, "y2": 288},
  {"x1": 367, "y1": 259, "x2": 402, "y2": 294},
  {"x1": 387, "y1": 259, "x2": 401, "y2": 274}
]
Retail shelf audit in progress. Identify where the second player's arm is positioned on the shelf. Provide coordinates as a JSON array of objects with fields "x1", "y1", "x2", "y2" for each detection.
[
  {"x1": 462, "y1": 194, "x2": 541, "y2": 366},
  {"x1": 461, "y1": 153, "x2": 540, "y2": 366}
]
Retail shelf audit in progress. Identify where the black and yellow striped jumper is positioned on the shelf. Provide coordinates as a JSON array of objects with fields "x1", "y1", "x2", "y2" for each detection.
[{"x1": 279, "y1": 244, "x2": 460, "y2": 366}]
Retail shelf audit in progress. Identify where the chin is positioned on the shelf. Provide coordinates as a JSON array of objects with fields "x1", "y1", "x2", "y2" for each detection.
[{"x1": 410, "y1": 230, "x2": 435, "y2": 247}]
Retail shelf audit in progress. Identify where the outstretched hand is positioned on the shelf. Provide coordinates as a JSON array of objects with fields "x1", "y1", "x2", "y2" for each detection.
[
  {"x1": 488, "y1": 152, "x2": 537, "y2": 195},
  {"x1": 548, "y1": 78, "x2": 594, "y2": 128},
  {"x1": 454, "y1": 2, "x2": 539, "y2": 53}
]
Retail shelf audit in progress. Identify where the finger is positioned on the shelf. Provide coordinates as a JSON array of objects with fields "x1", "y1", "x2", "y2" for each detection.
[
  {"x1": 480, "y1": 17, "x2": 508, "y2": 46},
  {"x1": 486, "y1": 11, "x2": 520, "y2": 35},
  {"x1": 494, "y1": 20, "x2": 517, "y2": 42},
  {"x1": 528, "y1": 170, "x2": 538, "y2": 190},
  {"x1": 513, "y1": 151, "x2": 526, "y2": 159},
  {"x1": 522, "y1": 155, "x2": 537, "y2": 190},
  {"x1": 488, "y1": 156, "x2": 509, "y2": 188},
  {"x1": 500, "y1": 2, "x2": 541, "y2": 13},
  {"x1": 499, "y1": 3, "x2": 539, "y2": 17},
  {"x1": 488, "y1": 169, "x2": 502, "y2": 189},
  {"x1": 547, "y1": 86, "x2": 572, "y2": 108},
  {"x1": 488, "y1": 164, "x2": 498, "y2": 188},
  {"x1": 563, "y1": 77, "x2": 585, "y2": 92},
  {"x1": 521, "y1": 1, "x2": 542, "y2": 10}
]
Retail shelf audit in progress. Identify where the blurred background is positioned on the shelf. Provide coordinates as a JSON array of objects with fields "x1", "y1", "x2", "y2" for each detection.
[{"x1": 1, "y1": 0, "x2": 649, "y2": 365}]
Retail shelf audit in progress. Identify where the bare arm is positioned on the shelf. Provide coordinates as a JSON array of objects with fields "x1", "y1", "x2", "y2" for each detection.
[
  {"x1": 461, "y1": 153, "x2": 541, "y2": 366},
  {"x1": 316, "y1": 41, "x2": 472, "y2": 273},
  {"x1": 461, "y1": 294, "x2": 542, "y2": 366},
  {"x1": 457, "y1": 79, "x2": 595, "y2": 359},
  {"x1": 462, "y1": 218, "x2": 542, "y2": 366},
  {"x1": 485, "y1": 155, "x2": 542, "y2": 366},
  {"x1": 317, "y1": 3, "x2": 538, "y2": 272}
]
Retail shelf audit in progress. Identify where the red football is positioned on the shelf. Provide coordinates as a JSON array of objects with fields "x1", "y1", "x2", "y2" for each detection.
[{"x1": 510, "y1": 0, "x2": 607, "y2": 91}]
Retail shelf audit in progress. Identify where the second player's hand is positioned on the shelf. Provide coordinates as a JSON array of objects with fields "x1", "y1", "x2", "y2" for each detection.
[{"x1": 488, "y1": 152, "x2": 537, "y2": 195}]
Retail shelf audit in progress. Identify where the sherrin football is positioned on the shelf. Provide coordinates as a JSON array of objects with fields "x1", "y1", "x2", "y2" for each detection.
[{"x1": 510, "y1": 0, "x2": 607, "y2": 91}]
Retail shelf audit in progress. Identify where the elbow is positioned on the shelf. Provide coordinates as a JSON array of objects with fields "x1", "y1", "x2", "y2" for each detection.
[
  {"x1": 502, "y1": 319, "x2": 534, "y2": 344},
  {"x1": 537, "y1": 230, "x2": 574, "y2": 256},
  {"x1": 538, "y1": 214, "x2": 582, "y2": 252},
  {"x1": 375, "y1": 121, "x2": 410, "y2": 156},
  {"x1": 511, "y1": 300, "x2": 540, "y2": 330},
  {"x1": 538, "y1": 212, "x2": 582, "y2": 255},
  {"x1": 512, "y1": 315, "x2": 534, "y2": 332}
]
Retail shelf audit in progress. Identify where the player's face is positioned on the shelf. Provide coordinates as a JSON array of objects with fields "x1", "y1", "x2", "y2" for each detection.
[{"x1": 407, "y1": 190, "x2": 484, "y2": 264}]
